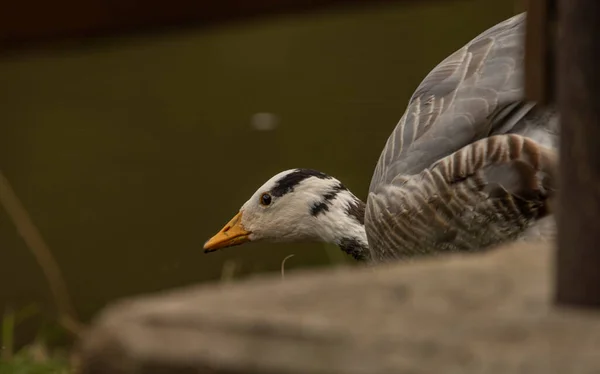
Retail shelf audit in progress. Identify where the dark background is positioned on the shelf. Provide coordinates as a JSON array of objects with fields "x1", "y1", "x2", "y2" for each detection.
[{"x1": 0, "y1": 0, "x2": 518, "y2": 331}]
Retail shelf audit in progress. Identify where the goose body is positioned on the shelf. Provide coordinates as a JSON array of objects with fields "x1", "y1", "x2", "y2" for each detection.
[{"x1": 204, "y1": 13, "x2": 558, "y2": 264}]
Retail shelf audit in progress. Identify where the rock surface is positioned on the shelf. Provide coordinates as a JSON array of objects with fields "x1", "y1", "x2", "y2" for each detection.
[{"x1": 75, "y1": 242, "x2": 600, "y2": 374}]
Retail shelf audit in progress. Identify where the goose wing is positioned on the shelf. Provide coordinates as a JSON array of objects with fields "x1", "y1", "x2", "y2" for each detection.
[
  {"x1": 369, "y1": 13, "x2": 528, "y2": 191},
  {"x1": 364, "y1": 13, "x2": 558, "y2": 261}
]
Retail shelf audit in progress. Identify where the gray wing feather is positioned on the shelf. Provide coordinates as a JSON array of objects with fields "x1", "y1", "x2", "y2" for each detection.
[
  {"x1": 364, "y1": 13, "x2": 559, "y2": 262},
  {"x1": 369, "y1": 13, "x2": 528, "y2": 193}
]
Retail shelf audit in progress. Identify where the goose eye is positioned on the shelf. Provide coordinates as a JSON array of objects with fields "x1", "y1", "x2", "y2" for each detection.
[{"x1": 260, "y1": 193, "x2": 272, "y2": 206}]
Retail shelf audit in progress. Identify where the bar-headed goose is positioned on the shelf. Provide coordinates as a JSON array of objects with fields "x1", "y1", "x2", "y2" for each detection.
[{"x1": 203, "y1": 13, "x2": 558, "y2": 263}]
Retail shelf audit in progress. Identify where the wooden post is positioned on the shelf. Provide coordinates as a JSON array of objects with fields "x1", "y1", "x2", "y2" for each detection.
[
  {"x1": 524, "y1": 0, "x2": 557, "y2": 104},
  {"x1": 555, "y1": 0, "x2": 600, "y2": 307}
]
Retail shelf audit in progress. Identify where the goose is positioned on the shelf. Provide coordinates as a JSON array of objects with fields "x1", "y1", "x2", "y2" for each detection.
[{"x1": 203, "y1": 12, "x2": 559, "y2": 264}]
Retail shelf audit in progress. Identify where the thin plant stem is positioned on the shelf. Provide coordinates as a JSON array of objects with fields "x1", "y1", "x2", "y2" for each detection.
[
  {"x1": 0, "y1": 171, "x2": 83, "y2": 337},
  {"x1": 281, "y1": 254, "x2": 295, "y2": 280}
]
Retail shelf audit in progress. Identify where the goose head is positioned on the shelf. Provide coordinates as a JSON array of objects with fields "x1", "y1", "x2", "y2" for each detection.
[{"x1": 203, "y1": 168, "x2": 369, "y2": 261}]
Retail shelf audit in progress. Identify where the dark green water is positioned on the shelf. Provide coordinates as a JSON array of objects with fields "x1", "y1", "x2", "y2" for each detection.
[{"x1": 0, "y1": 0, "x2": 516, "y2": 326}]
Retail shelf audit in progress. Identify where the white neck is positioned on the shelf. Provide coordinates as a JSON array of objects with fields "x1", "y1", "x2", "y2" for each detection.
[{"x1": 310, "y1": 189, "x2": 369, "y2": 261}]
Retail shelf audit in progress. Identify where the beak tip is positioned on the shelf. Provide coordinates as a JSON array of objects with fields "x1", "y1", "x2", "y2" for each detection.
[
  {"x1": 203, "y1": 240, "x2": 215, "y2": 253},
  {"x1": 202, "y1": 211, "x2": 249, "y2": 254}
]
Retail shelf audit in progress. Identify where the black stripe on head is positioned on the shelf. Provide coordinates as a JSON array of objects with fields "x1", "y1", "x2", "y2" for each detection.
[
  {"x1": 270, "y1": 169, "x2": 332, "y2": 198},
  {"x1": 310, "y1": 182, "x2": 347, "y2": 216},
  {"x1": 346, "y1": 198, "x2": 365, "y2": 225}
]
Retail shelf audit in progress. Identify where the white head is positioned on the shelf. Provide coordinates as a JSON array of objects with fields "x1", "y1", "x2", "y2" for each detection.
[{"x1": 203, "y1": 169, "x2": 369, "y2": 261}]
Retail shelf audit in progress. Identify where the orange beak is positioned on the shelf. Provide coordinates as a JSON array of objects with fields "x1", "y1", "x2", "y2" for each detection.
[{"x1": 203, "y1": 211, "x2": 251, "y2": 253}]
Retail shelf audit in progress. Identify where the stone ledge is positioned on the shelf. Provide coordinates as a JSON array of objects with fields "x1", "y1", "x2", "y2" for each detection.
[{"x1": 75, "y1": 242, "x2": 600, "y2": 374}]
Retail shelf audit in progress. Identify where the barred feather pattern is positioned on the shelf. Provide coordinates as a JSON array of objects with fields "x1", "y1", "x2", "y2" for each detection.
[
  {"x1": 365, "y1": 134, "x2": 557, "y2": 262},
  {"x1": 363, "y1": 12, "x2": 559, "y2": 262}
]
